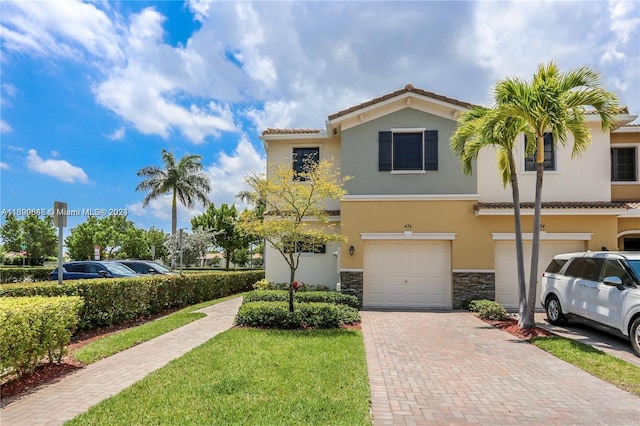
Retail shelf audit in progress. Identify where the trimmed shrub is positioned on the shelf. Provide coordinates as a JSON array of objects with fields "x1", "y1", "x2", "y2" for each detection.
[
  {"x1": 236, "y1": 301, "x2": 303, "y2": 329},
  {"x1": 0, "y1": 296, "x2": 83, "y2": 376},
  {"x1": 467, "y1": 299, "x2": 508, "y2": 320},
  {"x1": 252, "y1": 278, "x2": 272, "y2": 290},
  {"x1": 236, "y1": 301, "x2": 360, "y2": 329},
  {"x1": 251, "y1": 280, "x2": 330, "y2": 292},
  {"x1": 1, "y1": 267, "x2": 53, "y2": 284},
  {"x1": 0, "y1": 271, "x2": 264, "y2": 330},
  {"x1": 243, "y1": 290, "x2": 359, "y2": 308}
]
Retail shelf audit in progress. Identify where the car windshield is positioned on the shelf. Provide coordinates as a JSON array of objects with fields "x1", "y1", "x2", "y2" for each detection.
[
  {"x1": 106, "y1": 263, "x2": 136, "y2": 274},
  {"x1": 628, "y1": 260, "x2": 640, "y2": 281},
  {"x1": 148, "y1": 262, "x2": 173, "y2": 273}
]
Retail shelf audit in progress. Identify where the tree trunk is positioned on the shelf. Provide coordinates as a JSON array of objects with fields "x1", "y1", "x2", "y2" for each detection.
[
  {"x1": 523, "y1": 137, "x2": 545, "y2": 329},
  {"x1": 171, "y1": 189, "x2": 178, "y2": 268},
  {"x1": 507, "y1": 153, "x2": 527, "y2": 329},
  {"x1": 225, "y1": 252, "x2": 231, "y2": 271},
  {"x1": 288, "y1": 266, "x2": 295, "y2": 313}
]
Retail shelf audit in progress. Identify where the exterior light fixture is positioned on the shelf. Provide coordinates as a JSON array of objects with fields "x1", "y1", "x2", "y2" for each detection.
[{"x1": 349, "y1": 245, "x2": 355, "y2": 256}]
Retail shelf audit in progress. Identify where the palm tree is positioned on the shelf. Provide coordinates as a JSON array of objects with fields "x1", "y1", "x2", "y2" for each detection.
[
  {"x1": 236, "y1": 174, "x2": 267, "y2": 218},
  {"x1": 451, "y1": 106, "x2": 532, "y2": 327},
  {"x1": 136, "y1": 150, "x2": 212, "y2": 236},
  {"x1": 494, "y1": 61, "x2": 619, "y2": 328}
]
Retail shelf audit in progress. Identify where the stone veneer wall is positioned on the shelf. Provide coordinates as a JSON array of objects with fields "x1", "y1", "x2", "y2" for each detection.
[
  {"x1": 452, "y1": 272, "x2": 495, "y2": 309},
  {"x1": 339, "y1": 271, "x2": 363, "y2": 307}
]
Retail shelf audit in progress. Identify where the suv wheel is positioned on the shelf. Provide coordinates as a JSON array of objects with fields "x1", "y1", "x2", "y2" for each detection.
[
  {"x1": 631, "y1": 317, "x2": 640, "y2": 356},
  {"x1": 545, "y1": 295, "x2": 564, "y2": 325}
]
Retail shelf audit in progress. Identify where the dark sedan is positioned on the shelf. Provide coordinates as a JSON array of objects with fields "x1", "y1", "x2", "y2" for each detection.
[{"x1": 49, "y1": 261, "x2": 139, "y2": 280}]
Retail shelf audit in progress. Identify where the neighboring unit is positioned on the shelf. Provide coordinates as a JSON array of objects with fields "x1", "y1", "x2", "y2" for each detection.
[
  {"x1": 540, "y1": 251, "x2": 640, "y2": 355},
  {"x1": 49, "y1": 261, "x2": 138, "y2": 280},
  {"x1": 261, "y1": 84, "x2": 640, "y2": 309}
]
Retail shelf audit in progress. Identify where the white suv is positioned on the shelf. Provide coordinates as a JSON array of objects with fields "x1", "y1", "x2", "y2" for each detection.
[{"x1": 540, "y1": 251, "x2": 640, "y2": 356}]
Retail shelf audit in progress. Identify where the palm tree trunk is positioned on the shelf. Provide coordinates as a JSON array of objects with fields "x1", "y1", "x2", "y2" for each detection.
[
  {"x1": 171, "y1": 189, "x2": 178, "y2": 268},
  {"x1": 524, "y1": 137, "x2": 545, "y2": 329},
  {"x1": 507, "y1": 153, "x2": 527, "y2": 328}
]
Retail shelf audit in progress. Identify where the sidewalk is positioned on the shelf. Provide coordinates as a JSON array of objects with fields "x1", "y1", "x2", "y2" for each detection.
[{"x1": 0, "y1": 297, "x2": 243, "y2": 426}]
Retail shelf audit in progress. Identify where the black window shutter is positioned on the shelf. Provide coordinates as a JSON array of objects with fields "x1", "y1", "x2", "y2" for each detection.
[
  {"x1": 424, "y1": 130, "x2": 438, "y2": 170},
  {"x1": 379, "y1": 131, "x2": 392, "y2": 171}
]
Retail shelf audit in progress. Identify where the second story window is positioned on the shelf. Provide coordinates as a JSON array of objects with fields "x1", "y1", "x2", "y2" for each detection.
[
  {"x1": 378, "y1": 129, "x2": 438, "y2": 172},
  {"x1": 524, "y1": 133, "x2": 555, "y2": 171},
  {"x1": 292, "y1": 147, "x2": 319, "y2": 181},
  {"x1": 611, "y1": 147, "x2": 637, "y2": 182}
]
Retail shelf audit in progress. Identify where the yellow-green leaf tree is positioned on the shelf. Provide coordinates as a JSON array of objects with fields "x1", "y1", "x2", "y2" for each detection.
[{"x1": 239, "y1": 157, "x2": 350, "y2": 312}]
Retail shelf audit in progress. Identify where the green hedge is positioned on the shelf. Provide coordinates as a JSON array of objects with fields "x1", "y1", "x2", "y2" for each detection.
[
  {"x1": 243, "y1": 290, "x2": 359, "y2": 308},
  {"x1": 0, "y1": 271, "x2": 264, "y2": 330},
  {"x1": 236, "y1": 301, "x2": 361, "y2": 329},
  {"x1": 0, "y1": 267, "x2": 54, "y2": 284},
  {"x1": 0, "y1": 296, "x2": 83, "y2": 376}
]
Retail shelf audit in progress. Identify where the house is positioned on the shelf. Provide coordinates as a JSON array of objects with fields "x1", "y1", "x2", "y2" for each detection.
[{"x1": 260, "y1": 84, "x2": 640, "y2": 309}]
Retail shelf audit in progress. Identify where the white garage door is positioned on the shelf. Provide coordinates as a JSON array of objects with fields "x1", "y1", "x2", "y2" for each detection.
[
  {"x1": 494, "y1": 240, "x2": 585, "y2": 309},
  {"x1": 363, "y1": 240, "x2": 451, "y2": 308}
]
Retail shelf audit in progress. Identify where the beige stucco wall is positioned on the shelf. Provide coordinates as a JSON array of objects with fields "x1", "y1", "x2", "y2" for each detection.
[
  {"x1": 477, "y1": 122, "x2": 613, "y2": 202},
  {"x1": 617, "y1": 217, "x2": 640, "y2": 249},
  {"x1": 265, "y1": 134, "x2": 343, "y2": 211},
  {"x1": 612, "y1": 185, "x2": 640, "y2": 200},
  {"x1": 340, "y1": 199, "x2": 620, "y2": 270}
]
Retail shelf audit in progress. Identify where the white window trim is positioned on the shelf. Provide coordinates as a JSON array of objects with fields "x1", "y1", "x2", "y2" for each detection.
[
  {"x1": 389, "y1": 127, "x2": 426, "y2": 172},
  {"x1": 611, "y1": 144, "x2": 639, "y2": 184}
]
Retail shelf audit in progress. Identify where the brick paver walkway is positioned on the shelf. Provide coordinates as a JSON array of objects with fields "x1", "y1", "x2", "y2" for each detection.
[
  {"x1": 362, "y1": 310, "x2": 640, "y2": 426},
  {"x1": 1, "y1": 297, "x2": 242, "y2": 426}
]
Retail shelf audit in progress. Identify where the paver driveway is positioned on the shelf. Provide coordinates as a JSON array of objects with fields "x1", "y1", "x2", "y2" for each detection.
[{"x1": 362, "y1": 310, "x2": 640, "y2": 425}]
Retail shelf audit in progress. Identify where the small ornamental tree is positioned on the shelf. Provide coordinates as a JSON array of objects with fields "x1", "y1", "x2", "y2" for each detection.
[{"x1": 239, "y1": 158, "x2": 350, "y2": 312}]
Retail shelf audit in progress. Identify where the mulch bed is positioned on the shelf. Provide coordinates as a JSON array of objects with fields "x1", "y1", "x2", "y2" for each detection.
[
  {"x1": 1, "y1": 312, "x2": 174, "y2": 403},
  {"x1": 481, "y1": 315, "x2": 555, "y2": 340}
]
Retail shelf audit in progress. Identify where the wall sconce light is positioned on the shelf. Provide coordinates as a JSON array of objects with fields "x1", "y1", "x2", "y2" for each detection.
[{"x1": 349, "y1": 245, "x2": 355, "y2": 256}]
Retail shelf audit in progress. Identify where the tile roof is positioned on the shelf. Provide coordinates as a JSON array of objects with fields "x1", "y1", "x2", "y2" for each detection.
[
  {"x1": 264, "y1": 210, "x2": 341, "y2": 217},
  {"x1": 327, "y1": 84, "x2": 474, "y2": 120},
  {"x1": 475, "y1": 201, "x2": 630, "y2": 211},
  {"x1": 586, "y1": 107, "x2": 629, "y2": 115},
  {"x1": 262, "y1": 128, "x2": 323, "y2": 136}
]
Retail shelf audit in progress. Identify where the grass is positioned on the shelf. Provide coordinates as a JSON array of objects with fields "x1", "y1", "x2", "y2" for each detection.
[
  {"x1": 74, "y1": 294, "x2": 244, "y2": 364},
  {"x1": 67, "y1": 328, "x2": 371, "y2": 426},
  {"x1": 531, "y1": 336, "x2": 640, "y2": 397}
]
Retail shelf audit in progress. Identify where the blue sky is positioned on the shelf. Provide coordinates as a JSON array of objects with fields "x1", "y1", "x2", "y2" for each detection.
[{"x1": 1, "y1": 0, "x2": 639, "y2": 238}]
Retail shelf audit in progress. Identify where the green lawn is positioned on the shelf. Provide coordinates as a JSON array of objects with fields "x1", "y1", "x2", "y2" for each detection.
[
  {"x1": 74, "y1": 294, "x2": 243, "y2": 364},
  {"x1": 67, "y1": 328, "x2": 371, "y2": 426},
  {"x1": 531, "y1": 336, "x2": 640, "y2": 397}
]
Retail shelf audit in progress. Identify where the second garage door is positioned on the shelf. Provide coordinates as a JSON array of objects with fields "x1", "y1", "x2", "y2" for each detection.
[
  {"x1": 494, "y1": 240, "x2": 585, "y2": 309},
  {"x1": 363, "y1": 240, "x2": 451, "y2": 308}
]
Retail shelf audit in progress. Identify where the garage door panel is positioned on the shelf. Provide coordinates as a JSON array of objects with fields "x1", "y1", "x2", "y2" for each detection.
[
  {"x1": 495, "y1": 240, "x2": 585, "y2": 309},
  {"x1": 363, "y1": 241, "x2": 451, "y2": 308}
]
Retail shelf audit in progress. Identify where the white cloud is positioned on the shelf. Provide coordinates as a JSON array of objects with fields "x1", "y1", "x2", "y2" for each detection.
[
  {"x1": 107, "y1": 126, "x2": 126, "y2": 140},
  {"x1": 205, "y1": 136, "x2": 266, "y2": 209},
  {"x1": 93, "y1": 7, "x2": 238, "y2": 143},
  {"x1": 26, "y1": 149, "x2": 89, "y2": 183},
  {"x1": 1, "y1": 120, "x2": 12, "y2": 134},
  {"x1": 0, "y1": 0, "x2": 123, "y2": 63},
  {"x1": 245, "y1": 100, "x2": 298, "y2": 131},
  {"x1": 0, "y1": 162, "x2": 9, "y2": 170}
]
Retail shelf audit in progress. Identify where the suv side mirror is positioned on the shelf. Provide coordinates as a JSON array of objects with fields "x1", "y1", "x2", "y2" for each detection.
[
  {"x1": 603, "y1": 276, "x2": 623, "y2": 289},
  {"x1": 98, "y1": 270, "x2": 108, "y2": 277}
]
